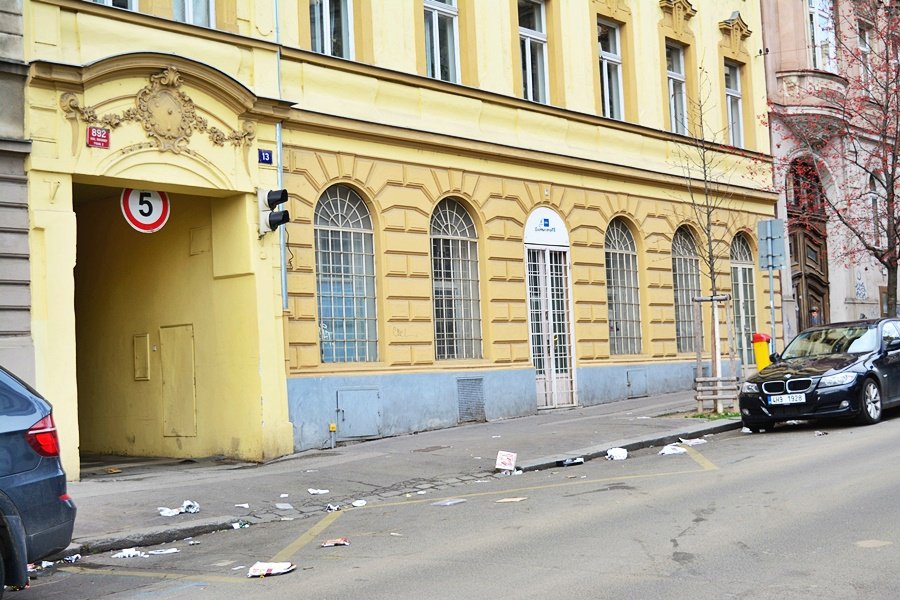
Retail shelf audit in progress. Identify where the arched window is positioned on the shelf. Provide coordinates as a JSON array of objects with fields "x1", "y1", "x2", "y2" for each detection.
[
  {"x1": 314, "y1": 184, "x2": 377, "y2": 363},
  {"x1": 731, "y1": 235, "x2": 757, "y2": 366},
  {"x1": 430, "y1": 198, "x2": 482, "y2": 360},
  {"x1": 605, "y1": 218, "x2": 641, "y2": 354},
  {"x1": 672, "y1": 227, "x2": 701, "y2": 353}
]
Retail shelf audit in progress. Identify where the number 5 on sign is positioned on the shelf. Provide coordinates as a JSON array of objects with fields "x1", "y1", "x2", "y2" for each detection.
[{"x1": 121, "y1": 188, "x2": 171, "y2": 233}]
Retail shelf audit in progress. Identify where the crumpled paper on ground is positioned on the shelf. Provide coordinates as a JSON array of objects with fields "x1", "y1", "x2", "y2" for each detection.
[
  {"x1": 112, "y1": 548, "x2": 148, "y2": 559},
  {"x1": 678, "y1": 437, "x2": 707, "y2": 446},
  {"x1": 158, "y1": 500, "x2": 200, "y2": 517},
  {"x1": 658, "y1": 444, "x2": 687, "y2": 455},
  {"x1": 247, "y1": 561, "x2": 296, "y2": 578},
  {"x1": 606, "y1": 448, "x2": 628, "y2": 460}
]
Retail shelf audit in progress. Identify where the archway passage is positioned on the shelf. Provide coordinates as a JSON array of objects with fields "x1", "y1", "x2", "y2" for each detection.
[
  {"x1": 787, "y1": 158, "x2": 830, "y2": 331},
  {"x1": 73, "y1": 183, "x2": 246, "y2": 459}
]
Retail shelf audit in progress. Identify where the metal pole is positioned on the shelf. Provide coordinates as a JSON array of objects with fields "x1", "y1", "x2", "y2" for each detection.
[{"x1": 768, "y1": 266, "x2": 776, "y2": 353}]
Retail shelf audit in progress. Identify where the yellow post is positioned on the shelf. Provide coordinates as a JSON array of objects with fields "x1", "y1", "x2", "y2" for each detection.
[{"x1": 752, "y1": 332, "x2": 772, "y2": 371}]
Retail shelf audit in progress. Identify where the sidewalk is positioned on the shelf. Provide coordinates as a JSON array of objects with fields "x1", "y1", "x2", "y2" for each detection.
[{"x1": 62, "y1": 390, "x2": 741, "y2": 557}]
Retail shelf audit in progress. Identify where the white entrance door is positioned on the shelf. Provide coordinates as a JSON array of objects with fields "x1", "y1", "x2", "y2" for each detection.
[{"x1": 526, "y1": 247, "x2": 576, "y2": 408}]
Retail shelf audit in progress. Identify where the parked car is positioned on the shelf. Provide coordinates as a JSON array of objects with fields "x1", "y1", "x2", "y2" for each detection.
[
  {"x1": 739, "y1": 318, "x2": 900, "y2": 432},
  {"x1": 0, "y1": 365, "x2": 76, "y2": 597}
]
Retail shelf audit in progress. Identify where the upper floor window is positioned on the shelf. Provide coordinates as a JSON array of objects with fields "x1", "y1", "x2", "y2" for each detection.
[
  {"x1": 666, "y1": 42, "x2": 687, "y2": 135},
  {"x1": 518, "y1": 0, "x2": 548, "y2": 104},
  {"x1": 92, "y1": 0, "x2": 135, "y2": 9},
  {"x1": 311, "y1": 0, "x2": 353, "y2": 59},
  {"x1": 858, "y1": 21, "x2": 871, "y2": 85},
  {"x1": 173, "y1": 0, "x2": 212, "y2": 27},
  {"x1": 431, "y1": 198, "x2": 482, "y2": 360},
  {"x1": 424, "y1": 0, "x2": 459, "y2": 83},
  {"x1": 725, "y1": 61, "x2": 743, "y2": 148},
  {"x1": 598, "y1": 19, "x2": 623, "y2": 120},
  {"x1": 808, "y1": 0, "x2": 836, "y2": 71}
]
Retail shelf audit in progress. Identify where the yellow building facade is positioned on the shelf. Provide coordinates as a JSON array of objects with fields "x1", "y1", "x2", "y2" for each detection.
[{"x1": 23, "y1": 0, "x2": 778, "y2": 477}]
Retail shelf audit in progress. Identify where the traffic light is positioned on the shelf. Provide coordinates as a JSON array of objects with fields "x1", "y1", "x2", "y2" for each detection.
[{"x1": 258, "y1": 188, "x2": 290, "y2": 235}]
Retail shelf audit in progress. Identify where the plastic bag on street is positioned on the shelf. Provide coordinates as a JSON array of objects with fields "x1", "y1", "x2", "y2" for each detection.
[
  {"x1": 658, "y1": 444, "x2": 687, "y2": 455},
  {"x1": 606, "y1": 448, "x2": 628, "y2": 460}
]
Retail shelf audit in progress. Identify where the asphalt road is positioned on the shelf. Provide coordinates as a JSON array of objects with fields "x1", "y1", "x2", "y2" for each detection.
[{"x1": 19, "y1": 413, "x2": 900, "y2": 599}]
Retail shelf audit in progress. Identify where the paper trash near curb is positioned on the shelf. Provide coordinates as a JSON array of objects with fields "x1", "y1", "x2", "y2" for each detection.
[
  {"x1": 321, "y1": 538, "x2": 351, "y2": 547},
  {"x1": 658, "y1": 444, "x2": 687, "y2": 455},
  {"x1": 247, "y1": 562, "x2": 296, "y2": 578},
  {"x1": 496, "y1": 497, "x2": 528, "y2": 503},
  {"x1": 495, "y1": 450, "x2": 517, "y2": 471},
  {"x1": 234, "y1": 503, "x2": 250, "y2": 509},
  {"x1": 308, "y1": 488, "x2": 329, "y2": 495},
  {"x1": 275, "y1": 503, "x2": 294, "y2": 510},
  {"x1": 351, "y1": 500, "x2": 367, "y2": 507},
  {"x1": 606, "y1": 448, "x2": 628, "y2": 460},
  {"x1": 112, "y1": 548, "x2": 148, "y2": 559},
  {"x1": 432, "y1": 498, "x2": 467, "y2": 506},
  {"x1": 678, "y1": 437, "x2": 708, "y2": 446},
  {"x1": 148, "y1": 548, "x2": 179, "y2": 555},
  {"x1": 158, "y1": 500, "x2": 200, "y2": 517}
]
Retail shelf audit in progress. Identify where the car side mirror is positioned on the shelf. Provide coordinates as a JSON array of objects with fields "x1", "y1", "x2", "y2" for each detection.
[
  {"x1": 888, "y1": 339, "x2": 900, "y2": 352},
  {"x1": 769, "y1": 352, "x2": 781, "y2": 363}
]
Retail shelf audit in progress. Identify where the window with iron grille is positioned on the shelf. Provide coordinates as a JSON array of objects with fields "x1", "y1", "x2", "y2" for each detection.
[
  {"x1": 310, "y1": 0, "x2": 353, "y2": 59},
  {"x1": 605, "y1": 219, "x2": 641, "y2": 354},
  {"x1": 314, "y1": 185, "x2": 377, "y2": 363},
  {"x1": 431, "y1": 198, "x2": 482, "y2": 360},
  {"x1": 672, "y1": 227, "x2": 701, "y2": 353},
  {"x1": 731, "y1": 235, "x2": 757, "y2": 366}
]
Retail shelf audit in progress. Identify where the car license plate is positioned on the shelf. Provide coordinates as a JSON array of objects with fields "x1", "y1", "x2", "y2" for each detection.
[{"x1": 769, "y1": 393, "x2": 805, "y2": 405}]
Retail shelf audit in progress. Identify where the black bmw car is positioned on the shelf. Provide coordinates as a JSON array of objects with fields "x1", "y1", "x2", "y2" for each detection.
[{"x1": 739, "y1": 318, "x2": 900, "y2": 432}]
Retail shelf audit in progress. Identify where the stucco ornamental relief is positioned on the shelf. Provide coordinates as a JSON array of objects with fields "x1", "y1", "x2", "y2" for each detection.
[
  {"x1": 659, "y1": 0, "x2": 696, "y2": 35},
  {"x1": 719, "y1": 12, "x2": 752, "y2": 55},
  {"x1": 60, "y1": 66, "x2": 254, "y2": 154}
]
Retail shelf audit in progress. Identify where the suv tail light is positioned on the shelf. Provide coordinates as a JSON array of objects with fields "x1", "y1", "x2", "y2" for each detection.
[{"x1": 26, "y1": 414, "x2": 60, "y2": 457}]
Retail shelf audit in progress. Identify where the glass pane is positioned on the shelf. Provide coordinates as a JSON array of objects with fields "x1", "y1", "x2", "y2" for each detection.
[
  {"x1": 310, "y1": 0, "x2": 325, "y2": 53},
  {"x1": 518, "y1": 0, "x2": 540, "y2": 32},
  {"x1": 425, "y1": 11, "x2": 436, "y2": 78},
  {"x1": 438, "y1": 13, "x2": 457, "y2": 82},
  {"x1": 672, "y1": 81, "x2": 686, "y2": 134},
  {"x1": 598, "y1": 22, "x2": 617, "y2": 54},
  {"x1": 520, "y1": 38, "x2": 529, "y2": 98},
  {"x1": 173, "y1": 0, "x2": 185, "y2": 22},
  {"x1": 331, "y1": 0, "x2": 351, "y2": 59},
  {"x1": 530, "y1": 39, "x2": 546, "y2": 103},
  {"x1": 193, "y1": 0, "x2": 210, "y2": 26},
  {"x1": 605, "y1": 63, "x2": 621, "y2": 120}
]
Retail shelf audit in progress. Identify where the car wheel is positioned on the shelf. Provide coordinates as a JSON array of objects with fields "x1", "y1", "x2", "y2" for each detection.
[{"x1": 857, "y1": 378, "x2": 883, "y2": 425}]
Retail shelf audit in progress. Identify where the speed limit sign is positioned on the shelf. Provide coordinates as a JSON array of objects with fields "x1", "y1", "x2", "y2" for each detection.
[{"x1": 120, "y1": 188, "x2": 170, "y2": 233}]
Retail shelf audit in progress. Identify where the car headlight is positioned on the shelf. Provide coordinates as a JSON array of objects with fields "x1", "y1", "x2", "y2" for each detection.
[
  {"x1": 818, "y1": 372, "x2": 858, "y2": 388},
  {"x1": 741, "y1": 381, "x2": 759, "y2": 394}
]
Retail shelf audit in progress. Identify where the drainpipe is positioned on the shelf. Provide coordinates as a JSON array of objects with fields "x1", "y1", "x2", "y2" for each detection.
[{"x1": 274, "y1": 0, "x2": 288, "y2": 310}]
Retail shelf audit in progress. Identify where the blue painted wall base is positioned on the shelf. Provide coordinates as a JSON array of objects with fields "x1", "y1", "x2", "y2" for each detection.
[{"x1": 287, "y1": 360, "x2": 706, "y2": 451}]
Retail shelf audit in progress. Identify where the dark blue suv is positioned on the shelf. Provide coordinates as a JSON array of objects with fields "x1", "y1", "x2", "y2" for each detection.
[{"x1": 0, "y1": 366, "x2": 76, "y2": 596}]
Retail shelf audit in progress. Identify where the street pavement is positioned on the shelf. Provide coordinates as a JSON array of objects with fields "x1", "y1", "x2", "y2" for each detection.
[{"x1": 60, "y1": 390, "x2": 741, "y2": 558}]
